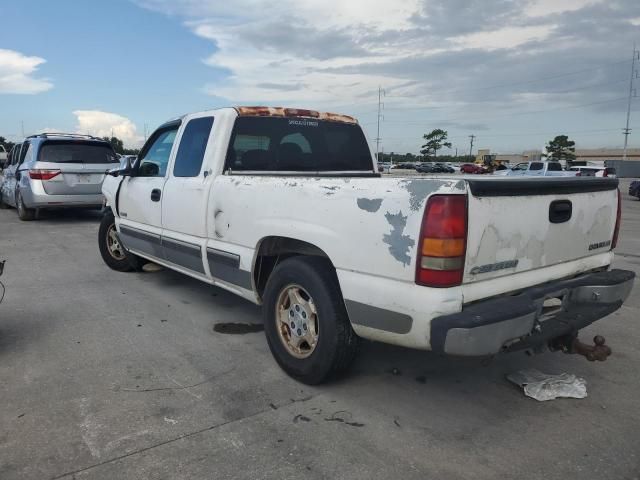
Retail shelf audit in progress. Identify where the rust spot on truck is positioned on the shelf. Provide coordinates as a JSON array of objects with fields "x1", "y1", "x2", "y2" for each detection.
[
  {"x1": 383, "y1": 211, "x2": 415, "y2": 266},
  {"x1": 234, "y1": 106, "x2": 357, "y2": 124}
]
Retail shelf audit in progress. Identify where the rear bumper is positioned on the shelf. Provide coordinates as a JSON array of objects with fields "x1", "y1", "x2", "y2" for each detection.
[
  {"x1": 430, "y1": 269, "x2": 635, "y2": 356},
  {"x1": 21, "y1": 181, "x2": 103, "y2": 208}
]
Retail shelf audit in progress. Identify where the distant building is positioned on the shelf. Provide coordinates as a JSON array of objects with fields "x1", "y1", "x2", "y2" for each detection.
[{"x1": 574, "y1": 148, "x2": 640, "y2": 163}]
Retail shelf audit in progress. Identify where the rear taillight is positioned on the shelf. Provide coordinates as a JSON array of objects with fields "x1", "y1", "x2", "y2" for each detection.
[
  {"x1": 612, "y1": 188, "x2": 621, "y2": 249},
  {"x1": 603, "y1": 169, "x2": 609, "y2": 177},
  {"x1": 416, "y1": 195, "x2": 467, "y2": 287},
  {"x1": 29, "y1": 169, "x2": 61, "y2": 180}
]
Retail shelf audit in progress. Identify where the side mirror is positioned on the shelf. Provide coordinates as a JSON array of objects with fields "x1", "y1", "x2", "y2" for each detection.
[{"x1": 108, "y1": 157, "x2": 135, "y2": 177}]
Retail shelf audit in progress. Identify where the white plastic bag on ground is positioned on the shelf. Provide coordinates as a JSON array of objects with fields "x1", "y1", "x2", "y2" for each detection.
[{"x1": 507, "y1": 368, "x2": 587, "y2": 401}]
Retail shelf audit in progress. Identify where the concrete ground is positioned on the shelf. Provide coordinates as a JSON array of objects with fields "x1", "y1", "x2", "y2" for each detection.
[{"x1": 0, "y1": 180, "x2": 639, "y2": 480}]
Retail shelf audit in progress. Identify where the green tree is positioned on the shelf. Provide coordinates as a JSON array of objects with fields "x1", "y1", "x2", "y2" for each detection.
[
  {"x1": 102, "y1": 136, "x2": 125, "y2": 154},
  {"x1": 544, "y1": 135, "x2": 576, "y2": 165},
  {"x1": 0, "y1": 136, "x2": 15, "y2": 152},
  {"x1": 420, "y1": 129, "x2": 452, "y2": 161}
]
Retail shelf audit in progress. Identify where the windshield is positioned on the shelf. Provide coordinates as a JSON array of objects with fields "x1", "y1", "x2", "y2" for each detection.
[
  {"x1": 38, "y1": 141, "x2": 119, "y2": 164},
  {"x1": 226, "y1": 116, "x2": 373, "y2": 172}
]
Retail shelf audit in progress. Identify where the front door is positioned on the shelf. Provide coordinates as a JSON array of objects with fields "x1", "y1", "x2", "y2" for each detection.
[
  {"x1": 117, "y1": 123, "x2": 179, "y2": 259},
  {"x1": 161, "y1": 114, "x2": 215, "y2": 274}
]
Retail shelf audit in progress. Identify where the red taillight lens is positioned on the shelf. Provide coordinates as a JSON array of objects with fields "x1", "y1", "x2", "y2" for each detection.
[
  {"x1": 29, "y1": 169, "x2": 61, "y2": 180},
  {"x1": 416, "y1": 195, "x2": 467, "y2": 287},
  {"x1": 612, "y1": 188, "x2": 621, "y2": 249}
]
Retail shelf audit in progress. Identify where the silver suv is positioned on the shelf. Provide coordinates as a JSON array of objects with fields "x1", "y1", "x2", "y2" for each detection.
[{"x1": 0, "y1": 133, "x2": 119, "y2": 220}]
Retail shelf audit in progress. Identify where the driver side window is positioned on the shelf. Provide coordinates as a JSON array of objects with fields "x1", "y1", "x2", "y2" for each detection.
[{"x1": 137, "y1": 128, "x2": 178, "y2": 177}]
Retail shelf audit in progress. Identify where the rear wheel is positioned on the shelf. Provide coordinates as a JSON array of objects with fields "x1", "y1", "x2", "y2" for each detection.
[
  {"x1": 263, "y1": 256, "x2": 359, "y2": 384},
  {"x1": 16, "y1": 191, "x2": 35, "y2": 221},
  {"x1": 98, "y1": 211, "x2": 142, "y2": 272}
]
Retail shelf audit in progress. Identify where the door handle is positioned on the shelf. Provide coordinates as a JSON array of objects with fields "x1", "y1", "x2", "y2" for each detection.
[{"x1": 151, "y1": 188, "x2": 161, "y2": 202}]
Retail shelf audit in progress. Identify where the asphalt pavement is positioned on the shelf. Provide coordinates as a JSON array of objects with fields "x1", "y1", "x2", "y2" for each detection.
[{"x1": 0, "y1": 180, "x2": 639, "y2": 480}]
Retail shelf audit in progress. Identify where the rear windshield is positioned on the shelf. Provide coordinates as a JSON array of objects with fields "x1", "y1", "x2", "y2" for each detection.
[
  {"x1": 38, "y1": 141, "x2": 119, "y2": 164},
  {"x1": 225, "y1": 117, "x2": 373, "y2": 172}
]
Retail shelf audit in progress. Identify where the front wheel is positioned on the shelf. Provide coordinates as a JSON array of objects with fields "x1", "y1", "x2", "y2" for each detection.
[
  {"x1": 98, "y1": 211, "x2": 142, "y2": 272},
  {"x1": 263, "y1": 256, "x2": 359, "y2": 384}
]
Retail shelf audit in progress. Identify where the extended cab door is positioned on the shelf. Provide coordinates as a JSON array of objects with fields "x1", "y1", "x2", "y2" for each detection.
[
  {"x1": 117, "y1": 122, "x2": 179, "y2": 259},
  {"x1": 160, "y1": 114, "x2": 215, "y2": 275}
]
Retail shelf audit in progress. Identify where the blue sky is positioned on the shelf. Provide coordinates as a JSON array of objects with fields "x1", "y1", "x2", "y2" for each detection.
[{"x1": 1, "y1": 0, "x2": 639, "y2": 154}]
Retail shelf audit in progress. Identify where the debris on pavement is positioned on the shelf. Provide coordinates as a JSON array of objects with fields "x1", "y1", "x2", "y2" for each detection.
[
  {"x1": 507, "y1": 368, "x2": 588, "y2": 401},
  {"x1": 142, "y1": 262, "x2": 164, "y2": 273}
]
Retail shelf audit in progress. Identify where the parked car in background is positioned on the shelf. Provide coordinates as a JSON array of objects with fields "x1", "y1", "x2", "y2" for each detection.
[
  {"x1": 0, "y1": 145, "x2": 7, "y2": 169},
  {"x1": 396, "y1": 162, "x2": 416, "y2": 169},
  {"x1": 416, "y1": 162, "x2": 435, "y2": 173},
  {"x1": 496, "y1": 161, "x2": 574, "y2": 177},
  {"x1": 0, "y1": 133, "x2": 120, "y2": 220},
  {"x1": 629, "y1": 180, "x2": 640, "y2": 199},
  {"x1": 99, "y1": 105, "x2": 633, "y2": 384},
  {"x1": 435, "y1": 162, "x2": 455, "y2": 173},
  {"x1": 568, "y1": 166, "x2": 617, "y2": 178},
  {"x1": 460, "y1": 163, "x2": 484, "y2": 174}
]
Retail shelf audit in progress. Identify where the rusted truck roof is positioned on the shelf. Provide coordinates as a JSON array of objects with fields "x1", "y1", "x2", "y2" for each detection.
[{"x1": 234, "y1": 106, "x2": 357, "y2": 124}]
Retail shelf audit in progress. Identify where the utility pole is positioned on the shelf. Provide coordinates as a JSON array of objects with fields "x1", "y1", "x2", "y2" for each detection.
[
  {"x1": 623, "y1": 43, "x2": 639, "y2": 161},
  {"x1": 468, "y1": 135, "x2": 476, "y2": 159},
  {"x1": 375, "y1": 86, "x2": 385, "y2": 162}
]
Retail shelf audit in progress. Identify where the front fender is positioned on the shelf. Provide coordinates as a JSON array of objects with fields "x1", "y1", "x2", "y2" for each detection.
[{"x1": 102, "y1": 174, "x2": 123, "y2": 216}]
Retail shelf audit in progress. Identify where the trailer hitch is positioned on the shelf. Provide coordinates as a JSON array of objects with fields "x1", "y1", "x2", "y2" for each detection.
[{"x1": 549, "y1": 335, "x2": 612, "y2": 362}]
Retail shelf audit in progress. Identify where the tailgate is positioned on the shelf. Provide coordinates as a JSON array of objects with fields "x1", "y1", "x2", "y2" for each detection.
[
  {"x1": 463, "y1": 178, "x2": 618, "y2": 284},
  {"x1": 37, "y1": 161, "x2": 108, "y2": 195}
]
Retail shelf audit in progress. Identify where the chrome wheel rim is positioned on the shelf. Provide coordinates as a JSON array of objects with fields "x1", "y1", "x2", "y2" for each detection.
[
  {"x1": 106, "y1": 224, "x2": 126, "y2": 261},
  {"x1": 275, "y1": 284, "x2": 319, "y2": 359}
]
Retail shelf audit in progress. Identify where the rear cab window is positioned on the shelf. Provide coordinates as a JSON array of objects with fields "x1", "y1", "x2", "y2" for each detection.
[
  {"x1": 529, "y1": 162, "x2": 543, "y2": 171},
  {"x1": 547, "y1": 162, "x2": 562, "y2": 171},
  {"x1": 225, "y1": 116, "x2": 373, "y2": 172},
  {"x1": 38, "y1": 141, "x2": 119, "y2": 164}
]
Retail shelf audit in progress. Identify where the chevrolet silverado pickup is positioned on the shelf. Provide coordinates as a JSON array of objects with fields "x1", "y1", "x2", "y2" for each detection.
[{"x1": 98, "y1": 106, "x2": 634, "y2": 384}]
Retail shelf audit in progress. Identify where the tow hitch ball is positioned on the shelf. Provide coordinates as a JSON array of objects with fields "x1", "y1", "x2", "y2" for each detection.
[{"x1": 549, "y1": 335, "x2": 612, "y2": 362}]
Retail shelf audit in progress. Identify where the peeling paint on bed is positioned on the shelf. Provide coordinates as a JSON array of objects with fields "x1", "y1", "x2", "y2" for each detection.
[
  {"x1": 357, "y1": 198, "x2": 383, "y2": 213},
  {"x1": 382, "y1": 211, "x2": 415, "y2": 266},
  {"x1": 400, "y1": 179, "x2": 448, "y2": 211}
]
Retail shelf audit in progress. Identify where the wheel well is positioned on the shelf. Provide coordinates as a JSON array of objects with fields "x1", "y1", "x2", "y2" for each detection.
[{"x1": 253, "y1": 236, "x2": 333, "y2": 299}]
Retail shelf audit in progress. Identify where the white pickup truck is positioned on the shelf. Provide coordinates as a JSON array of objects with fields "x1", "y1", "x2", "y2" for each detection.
[
  {"x1": 99, "y1": 106, "x2": 634, "y2": 384},
  {"x1": 495, "y1": 161, "x2": 575, "y2": 177}
]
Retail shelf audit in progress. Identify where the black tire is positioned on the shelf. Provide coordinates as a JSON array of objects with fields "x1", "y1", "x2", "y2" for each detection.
[
  {"x1": 16, "y1": 190, "x2": 35, "y2": 221},
  {"x1": 98, "y1": 211, "x2": 142, "y2": 272},
  {"x1": 263, "y1": 256, "x2": 359, "y2": 384}
]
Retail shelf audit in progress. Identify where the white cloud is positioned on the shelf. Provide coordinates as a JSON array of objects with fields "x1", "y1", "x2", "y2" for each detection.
[
  {"x1": 73, "y1": 110, "x2": 143, "y2": 147},
  {"x1": 0, "y1": 49, "x2": 53, "y2": 94},
  {"x1": 524, "y1": 0, "x2": 601, "y2": 17},
  {"x1": 452, "y1": 25, "x2": 555, "y2": 51}
]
